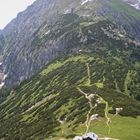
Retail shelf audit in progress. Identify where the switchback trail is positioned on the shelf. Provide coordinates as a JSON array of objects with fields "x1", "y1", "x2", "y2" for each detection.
[
  {"x1": 77, "y1": 87, "x2": 96, "y2": 134},
  {"x1": 77, "y1": 63, "x2": 111, "y2": 134}
]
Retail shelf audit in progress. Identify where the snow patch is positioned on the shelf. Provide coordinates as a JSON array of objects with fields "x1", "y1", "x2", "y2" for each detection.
[
  {"x1": 130, "y1": 3, "x2": 140, "y2": 9},
  {"x1": 0, "y1": 74, "x2": 8, "y2": 89},
  {"x1": 0, "y1": 82, "x2": 5, "y2": 89},
  {"x1": 45, "y1": 30, "x2": 50, "y2": 35},
  {"x1": 64, "y1": 9, "x2": 71, "y2": 14},
  {"x1": 3, "y1": 74, "x2": 7, "y2": 81},
  {"x1": 81, "y1": 0, "x2": 93, "y2": 5}
]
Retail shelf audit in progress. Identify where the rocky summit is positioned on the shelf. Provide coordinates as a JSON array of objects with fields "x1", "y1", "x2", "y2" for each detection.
[{"x1": 0, "y1": 0, "x2": 140, "y2": 140}]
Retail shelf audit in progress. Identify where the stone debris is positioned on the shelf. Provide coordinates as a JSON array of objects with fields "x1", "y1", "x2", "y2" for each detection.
[
  {"x1": 90, "y1": 114, "x2": 99, "y2": 121},
  {"x1": 115, "y1": 108, "x2": 123, "y2": 115}
]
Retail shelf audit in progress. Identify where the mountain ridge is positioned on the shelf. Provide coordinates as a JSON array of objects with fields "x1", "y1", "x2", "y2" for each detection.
[
  {"x1": 0, "y1": 1, "x2": 140, "y2": 139},
  {"x1": 0, "y1": 14, "x2": 140, "y2": 139}
]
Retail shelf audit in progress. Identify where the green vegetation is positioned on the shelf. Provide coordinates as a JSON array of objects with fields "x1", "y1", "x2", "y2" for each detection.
[
  {"x1": 124, "y1": 70, "x2": 133, "y2": 96},
  {"x1": 95, "y1": 82, "x2": 104, "y2": 88},
  {"x1": 46, "y1": 115, "x2": 140, "y2": 140},
  {"x1": 0, "y1": 51, "x2": 140, "y2": 139},
  {"x1": 0, "y1": 6, "x2": 140, "y2": 139},
  {"x1": 75, "y1": 115, "x2": 140, "y2": 140}
]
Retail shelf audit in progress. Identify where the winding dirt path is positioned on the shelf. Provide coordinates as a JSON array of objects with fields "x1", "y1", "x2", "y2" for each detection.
[
  {"x1": 99, "y1": 137, "x2": 119, "y2": 140},
  {"x1": 77, "y1": 87, "x2": 96, "y2": 133},
  {"x1": 77, "y1": 62, "x2": 111, "y2": 134},
  {"x1": 86, "y1": 63, "x2": 91, "y2": 85},
  {"x1": 77, "y1": 87, "x2": 111, "y2": 134},
  {"x1": 104, "y1": 100, "x2": 111, "y2": 134}
]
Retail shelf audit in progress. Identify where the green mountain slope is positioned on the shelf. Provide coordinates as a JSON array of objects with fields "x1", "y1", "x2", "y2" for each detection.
[
  {"x1": 1, "y1": 0, "x2": 140, "y2": 88},
  {"x1": 0, "y1": 19, "x2": 140, "y2": 139},
  {"x1": 0, "y1": 53, "x2": 140, "y2": 139},
  {"x1": 0, "y1": 0, "x2": 140, "y2": 140}
]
